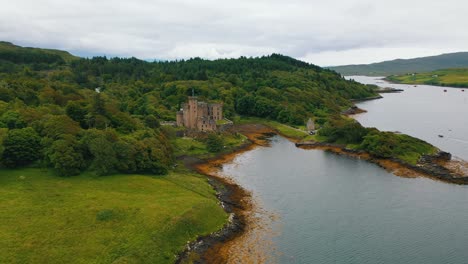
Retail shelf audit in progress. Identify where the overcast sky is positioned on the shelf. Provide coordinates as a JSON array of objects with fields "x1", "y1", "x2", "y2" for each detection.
[{"x1": 1, "y1": 0, "x2": 467, "y2": 66}]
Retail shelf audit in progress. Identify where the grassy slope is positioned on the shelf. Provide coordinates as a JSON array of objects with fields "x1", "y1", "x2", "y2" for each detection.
[
  {"x1": 329, "y1": 52, "x2": 468, "y2": 76},
  {"x1": 236, "y1": 117, "x2": 317, "y2": 141},
  {"x1": 171, "y1": 133, "x2": 248, "y2": 158},
  {"x1": 0, "y1": 41, "x2": 79, "y2": 62},
  {"x1": 0, "y1": 168, "x2": 227, "y2": 264},
  {"x1": 387, "y1": 68, "x2": 468, "y2": 88}
]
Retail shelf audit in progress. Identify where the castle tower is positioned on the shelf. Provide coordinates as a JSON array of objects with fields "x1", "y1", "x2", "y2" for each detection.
[
  {"x1": 306, "y1": 118, "x2": 315, "y2": 132},
  {"x1": 187, "y1": 96, "x2": 198, "y2": 129}
]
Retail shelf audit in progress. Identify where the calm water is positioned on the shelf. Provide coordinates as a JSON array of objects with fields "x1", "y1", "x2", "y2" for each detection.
[
  {"x1": 350, "y1": 76, "x2": 468, "y2": 160},
  {"x1": 222, "y1": 137, "x2": 468, "y2": 263},
  {"x1": 220, "y1": 80, "x2": 468, "y2": 263}
]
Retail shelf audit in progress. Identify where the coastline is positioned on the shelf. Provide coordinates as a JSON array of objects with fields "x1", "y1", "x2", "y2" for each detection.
[
  {"x1": 176, "y1": 123, "x2": 468, "y2": 263},
  {"x1": 383, "y1": 76, "x2": 468, "y2": 89}
]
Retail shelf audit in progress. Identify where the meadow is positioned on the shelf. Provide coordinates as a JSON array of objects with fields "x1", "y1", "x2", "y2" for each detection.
[{"x1": 0, "y1": 168, "x2": 227, "y2": 264}]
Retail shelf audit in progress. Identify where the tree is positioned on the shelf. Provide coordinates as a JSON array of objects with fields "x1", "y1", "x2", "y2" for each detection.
[
  {"x1": 0, "y1": 111, "x2": 26, "y2": 129},
  {"x1": 235, "y1": 95, "x2": 256, "y2": 115},
  {"x1": 86, "y1": 131, "x2": 118, "y2": 175},
  {"x1": 144, "y1": 115, "x2": 160, "y2": 129},
  {"x1": 66, "y1": 101, "x2": 88, "y2": 127},
  {"x1": 2, "y1": 127, "x2": 42, "y2": 167},
  {"x1": 253, "y1": 96, "x2": 279, "y2": 118},
  {"x1": 206, "y1": 133, "x2": 223, "y2": 153},
  {"x1": 46, "y1": 135, "x2": 85, "y2": 176},
  {"x1": 41, "y1": 115, "x2": 81, "y2": 139}
]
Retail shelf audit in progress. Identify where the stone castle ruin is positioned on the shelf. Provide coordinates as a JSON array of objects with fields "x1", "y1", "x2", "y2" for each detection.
[{"x1": 176, "y1": 96, "x2": 223, "y2": 131}]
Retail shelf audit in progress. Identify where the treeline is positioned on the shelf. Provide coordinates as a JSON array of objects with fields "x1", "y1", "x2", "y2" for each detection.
[
  {"x1": 0, "y1": 43, "x2": 377, "y2": 176},
  {"x1": 0, "y1": 98, "x2": 173, "y2": 176},
  {"x1": 318, "y1": 116, "x2": 437, "y2": 164},
  {"x1": 68, "y1": 55, "x2": 376, "y2": 124}
]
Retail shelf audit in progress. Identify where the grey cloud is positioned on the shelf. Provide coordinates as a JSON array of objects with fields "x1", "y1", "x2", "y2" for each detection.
[{"x1": 0, "y1": 0, "x2": 466, "y2": 65}]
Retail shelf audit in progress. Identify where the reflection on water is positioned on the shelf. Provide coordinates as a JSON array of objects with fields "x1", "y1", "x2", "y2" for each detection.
[
  {"x1": 221, "y1": 136, "x2": 468, "y2": 264},
  {"x1": 349, "y1": 76, "x2": 468, "y2": 160}
]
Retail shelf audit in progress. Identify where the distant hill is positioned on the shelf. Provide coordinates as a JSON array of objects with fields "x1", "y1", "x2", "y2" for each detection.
[
  {"x1": 328, "y1": 52, "x2": 468, "y2": 76},
  {"x1": 0, "y1": 41, "x2": 79, "y2": 64}
]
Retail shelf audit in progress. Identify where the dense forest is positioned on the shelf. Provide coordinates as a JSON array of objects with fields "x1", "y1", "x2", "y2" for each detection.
[{"x1": 0, "y1": 42, "x2": 376, "y2": 176}]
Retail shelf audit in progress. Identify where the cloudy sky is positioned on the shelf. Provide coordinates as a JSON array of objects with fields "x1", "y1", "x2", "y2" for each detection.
[{"x1": 1, "y1": 0, "x2": 467, "y2": 66}]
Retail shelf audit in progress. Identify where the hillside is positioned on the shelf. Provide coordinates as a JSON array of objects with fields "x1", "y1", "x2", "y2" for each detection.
[
  {"x1": 0, "y1": 45, "x2": 377, "y2": 176},
  {"x1": 0, "y1": 42, "x2": 440, "y2": 262},
  {"x1": 0, "y1": 41, "x2": 79, "y2": 66},
  {"x1": 386, "y1": 68, "x2": 468, "y2": 88},
  {"x1": 329, "y1": 52, "x2": 468, "y2": 76}
]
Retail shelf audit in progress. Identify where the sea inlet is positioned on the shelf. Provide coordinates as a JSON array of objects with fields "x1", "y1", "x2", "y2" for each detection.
[{"x1": 218, "y1": 78, "x2": 468, "y2": 263}]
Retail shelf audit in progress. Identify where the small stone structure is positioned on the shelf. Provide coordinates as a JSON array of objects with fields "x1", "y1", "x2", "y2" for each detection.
[
  {"x1": 176, "y1": 96, "x2": 223, "y2": 131},
  {"x1": 306, "y1": 118, "x2": 316, "y2": 134}
]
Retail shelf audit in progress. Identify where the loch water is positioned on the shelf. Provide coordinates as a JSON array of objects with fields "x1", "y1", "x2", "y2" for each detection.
[
  {"x1": 351, "y1": 76, "x2": 468, "y2": 160},
  {"x1": 220, "y1": 78, "x2": 468, "y2": 263}
]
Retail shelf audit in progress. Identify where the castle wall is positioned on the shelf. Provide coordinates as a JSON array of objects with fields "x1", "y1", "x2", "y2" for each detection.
[
  {"x1": 182, "y1": 103, "x2": 190, "y2": 128},
  {"x1": 197, "y1": 102, "x2": 209, "y2": 118},
  {"x1": 197, "y1": 118, "x2": 217, "y2": 132},
  {"x1": 178, "y1": 97, "x2": 223, "y2": 131},
  {"x1": 176, "y1": 111, "x2": 184, "y2": 126},
  {"x1": 210, "y1": 104, "x2": 223, "y2": 121}
]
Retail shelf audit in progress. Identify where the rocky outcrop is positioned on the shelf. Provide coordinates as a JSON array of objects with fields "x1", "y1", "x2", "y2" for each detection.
[
  {"x1": 375, "y1": 87, "x2": 404, "y2": 93},
  {"x1": 350, "y1": 95, "x2": 383, "y2": 102},
  {"x1": 342, "y1": 106, "x2": 367, "y2": 115}
]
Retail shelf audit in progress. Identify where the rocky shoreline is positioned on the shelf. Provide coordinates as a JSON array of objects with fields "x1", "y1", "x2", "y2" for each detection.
[
  {"x1": 175, "y1": 174, "x2": 249, "y2": 264},
  {"x1": 350, "y1": 95, "x2": 383, "y2": 102},
  {"x1": 296, "y1": 141, "x2": 468, "y2": 184},
  {"x1": 375, "y1": 87, "x2": 404, "y2": 93},
  {"x1": 175, "y1": 124, "x2": 277, "y2": 264}
]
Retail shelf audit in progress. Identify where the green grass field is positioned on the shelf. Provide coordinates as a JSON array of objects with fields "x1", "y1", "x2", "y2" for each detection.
[
  {"x1": 171, "y1": 133, "x2": 248, "y2": 158},
  {"x1": 387, "y1": 68, "x2": 468, "y2": 88},
  {"x1": 236, "y1": 117, "x2": 314, "y2": 140},
  {"x1": 0, "y1": 168, "x2": 227, "y2": 264}
]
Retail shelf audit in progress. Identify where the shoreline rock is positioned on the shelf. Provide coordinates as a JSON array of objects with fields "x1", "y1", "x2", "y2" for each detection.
[
  {"x1": 375, "y1": 87, "x2": 404, "y2": 93},
  {"x1": 342, "y1": 106, "x2": 367, "y2": 115},
  {"x1": 350, "y1": 95, "x2": 383, "y2": 102}
]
